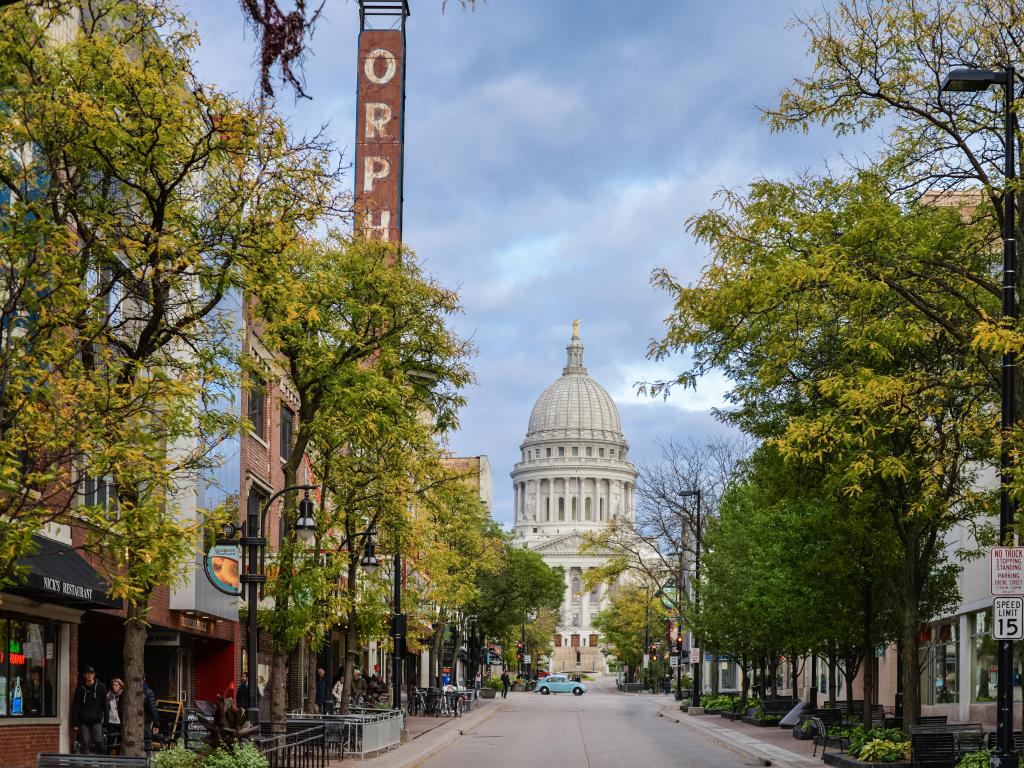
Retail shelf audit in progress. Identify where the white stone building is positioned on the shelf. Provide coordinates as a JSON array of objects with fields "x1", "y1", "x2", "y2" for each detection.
[{"x1": 512, "y1": 324, "x2": 637, "y2": 674}]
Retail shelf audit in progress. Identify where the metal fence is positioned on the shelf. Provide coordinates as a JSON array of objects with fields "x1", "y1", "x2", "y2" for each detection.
[
  {"x1": 252, "y1": 724, "x2": 328, "y2": 768},
  {"x1": 287, "y1": 709, "x2": 403, "y2": 759}
]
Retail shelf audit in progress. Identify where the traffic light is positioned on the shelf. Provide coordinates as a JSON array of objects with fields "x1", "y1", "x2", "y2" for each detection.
[
  {"x1": 650, "y1": 642, "x2": 657, "y2": 654},
  {"x1": 675, "y1": 635, "x2": 684, "y2": 652},
  {"x1": 516, "y1": 641, "x2": 524, "y2": 660}
]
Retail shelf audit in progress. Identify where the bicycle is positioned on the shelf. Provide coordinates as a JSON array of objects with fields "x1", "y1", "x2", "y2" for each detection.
[{"x1": 408, "y1": 688, "x2": 427, "y2": 717}]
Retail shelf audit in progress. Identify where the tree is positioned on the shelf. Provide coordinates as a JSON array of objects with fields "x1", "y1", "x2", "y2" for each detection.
[
  {"x1": 591, "y1": 582, "x2": 667, "y2": 682},
  {"x1": 472, "y1": 542, "x2": 564, "y2": 645},
  {"x1": 651, "y1": 173, "x2": 986, "y2": 723},
  {"x1": 245, "y1": 233, "x2": 472, "y2": 723},
  {"x1": 0, "y1": 1, "x2": 339, "y2": 754}
]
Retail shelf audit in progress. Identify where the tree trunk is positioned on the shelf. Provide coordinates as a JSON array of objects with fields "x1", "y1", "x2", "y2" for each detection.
[
  {"x1": 431, "y1": 619, "x2": 446, "y2": 686},
  {"x1": 304, "y1": 636, "x2": 317, "y2": 713},
  {"x1": 120, "y1": 600, "x2": 149, "y2": 757},
  {"x1": 790, "y1": 652, "x2": 801, "y2": 701},
  {"x1": 862, "y1": 589, "x2": 875, "y2": 731},
  {"x1": 900, "y1": 561, "x2": 922, "y2": 727},
  {"x1": 827, "y1": 649, "x2": 837, "y2": 707},
  {"x1": 769, "y1": 653, "x2": 778, "y2": 699},
  {"x1": 270, "y1": 650, "x2": 288, "y2": 733},
  {"x1": 741, "y1": 655, "x2": 750, "y2": 700},
  {"x1": 339, "y1": 604, "x2": 359, "y2": 715}
]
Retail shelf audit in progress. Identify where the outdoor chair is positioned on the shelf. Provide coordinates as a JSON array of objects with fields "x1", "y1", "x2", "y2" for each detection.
[
  {"x1": 918, "y1": 716, "x2": 949, "y2": 726},
  {"x1": 811, "y1": 716, "x2": 848, "y2": 759},
  {"x1": 956, "y1": 731, "x2": 985, "y2": 757},
  {"x1": 911, "y1": 732, "x2": 956, "y2": 768},
  {"x1": 985, "y1": 731, "x2": 1024, "y2": 752}
]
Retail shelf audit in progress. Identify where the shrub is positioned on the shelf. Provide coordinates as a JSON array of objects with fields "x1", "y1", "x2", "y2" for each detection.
[
  {"x1": 485, "y1": 677, "x2": 504, "y2": 691},
  {"x1": 849, "y1": 728, "x2": 908, "y2": 758},
  {"x1": 957, "y1": 751, "x2": 992, "y2": 768},
  {"x1": 153, "y1": 742, "x2": 268, "y2": 768},
  {"x1": 857, "y1": 739, "x2": 911, "y2": 763},
  {"x1": 155, "y1": 744, "x2": 199, "y2": 768}
]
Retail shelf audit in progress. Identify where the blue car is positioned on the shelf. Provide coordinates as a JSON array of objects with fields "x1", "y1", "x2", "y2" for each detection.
[{"x1": 537, "y1": 674, "x2": 586, "y2": 696}]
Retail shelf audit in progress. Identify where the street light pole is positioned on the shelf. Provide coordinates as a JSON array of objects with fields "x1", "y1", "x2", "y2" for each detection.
[
  {"x1": 676, "y1": 549, "x2": 684, "y2": 700},
  {"x1": 942, "y1": 65, "x2": 1016, "y2": 766},
  {"x1": 680, "y1": 488, "x2": 702, "y2": 709},
  {"x1": 239, "y1": 483, "x2": 317, "y2": 727},
  {"x1": 392, "y1": 550, "x2": 404, "y2": 711}
]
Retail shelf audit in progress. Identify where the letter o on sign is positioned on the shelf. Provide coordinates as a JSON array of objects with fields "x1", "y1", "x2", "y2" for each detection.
[{"x1": 364, "y1": 48, "x2": 397, "y2": 85}]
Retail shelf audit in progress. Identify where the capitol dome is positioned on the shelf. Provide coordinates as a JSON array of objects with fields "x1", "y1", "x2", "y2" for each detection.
[{"x1": 526, "y1": 353, "x2": 624, "y2": 441}]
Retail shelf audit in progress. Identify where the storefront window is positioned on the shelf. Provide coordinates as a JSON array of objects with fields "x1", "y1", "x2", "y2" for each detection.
[
  {"x1": 973, "y1": 609, "x2": 997, "y2": 702},
  {"x1": 921, "y1": 620, "x2": 958, "y2": 705},
  {"x1": 0, "y1": 616, "x2": 58, "y2": 717}
]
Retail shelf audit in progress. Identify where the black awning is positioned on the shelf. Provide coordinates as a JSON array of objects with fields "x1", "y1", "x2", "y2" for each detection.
[{"x1": 8, "y1": 535, "x2": 121, "y2": 610}]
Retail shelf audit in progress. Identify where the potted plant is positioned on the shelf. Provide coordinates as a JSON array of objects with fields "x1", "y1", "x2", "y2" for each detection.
[
  {"x1": 480, "y1": 677, "x2": 502, "y2": 699},
  {"x1": 154, "y1": 697, "x2": 266, "y2": 768}
]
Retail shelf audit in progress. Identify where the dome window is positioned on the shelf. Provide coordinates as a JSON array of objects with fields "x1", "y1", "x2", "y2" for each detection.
[
  {"x1": 558, "y1": 447, "x2": 565, "y2": 457},
  {"x1": 572, "y1": 446, "x2": 578, "y2": 456},
  {"x1": 546, "y1": 447, "x2": 552, "y2": 457},
  {"x1": 599, "y1": 447, "x2": 604, "y2": 457},
  {"x1": 586, "y1": 446, "x2": 592, "y2": 457}
]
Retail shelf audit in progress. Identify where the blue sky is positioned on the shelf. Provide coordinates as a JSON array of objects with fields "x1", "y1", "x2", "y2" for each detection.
[{"x1": 183, "y1": 0, "x2": 881, "y2": 528}]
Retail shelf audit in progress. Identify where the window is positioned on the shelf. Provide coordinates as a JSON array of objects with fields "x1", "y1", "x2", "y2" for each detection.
[
  {"x1": 535, "y1": 449, "x2": 540, "y2": 458},
  {"x1": 571, "y1": 577, "x2": 581, "y2": 603},
  {"x1": 921, "y1": 621, "x2": 958, "y2": 705},
  {"x1": 247, "y1": 486, "x2": 268, "y2": 542},
  {"x1": 545, "y1": 498, "x2": 551, "y2": 521},
  {"x1": 280, "y1": 404, "x2": 294, "y2": 461},
  {"x1": 973, "y1": 609, "x2": 996, "y2": 702},
  {"x1": 589, "y1": 585, "x2": 600, "y2": 605},
  {"x1": 82, "y1": 475, "x2": 116, "y2": 513},
  {"x1": 571, "y1": 497, "x2": 577, "y2": 520},
  {"x1": 571, "y1": 446, "x2": 578, "y2": 456},
  {"x1": 546, "y1": 448, "x2": 551, "y2": 457},
  {"x1": 589, "y1": 634, "x2": 599, "y2": 647},
  {"x1": 570, "y1": 633, "x2": 580, "y2": 646},
  {"x1": 558, "y1": 498, "x2": 565, "y2": 521},
  {"x1": 609, "y1": 449, "x2": 615, "y2": 458},
  {"x1": 599, "y1": 448, "x2": 604, "y2": 457},
  {"x1": 584, "y1": 497, "x2": 592, "y2": 521},
  {"x1": 582, "y1": 636, "x2": 587, "y2": 647},
  {"x1": 554, "y1": 635, "x2": 561, "y2": 648},
  {"x1": 599, "y1": 498, "x2": 605, "y2": 520},
  {"x1": 0, "y1": 617, "x2": 59, "y2": 717},
  {"x1": 558, "y1": 447, "x2": 564, "y2": 457},
  {"x1": 247, "y1": 379, "x2": 266, "y2": 439},
  {"x1": 586, "y1": 446, "x2": 592, "y2": 457}
]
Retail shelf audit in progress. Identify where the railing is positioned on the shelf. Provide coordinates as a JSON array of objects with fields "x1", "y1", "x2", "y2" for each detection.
[
  {"x1": 287, "y1": 709, "x2": 403, "y2": 759},
  {"x1": 252, "y1": 724, "x2": 327, "y2": 768}
]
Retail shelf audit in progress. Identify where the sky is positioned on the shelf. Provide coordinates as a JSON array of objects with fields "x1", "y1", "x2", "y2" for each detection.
[{"x1": 182, "y1": 0, "x2": 883, "y2": 528}]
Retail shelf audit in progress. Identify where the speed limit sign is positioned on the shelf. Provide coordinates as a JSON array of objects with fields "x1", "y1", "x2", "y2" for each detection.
[{"x1": 994, "y1": 596, "x2": 1024, "y2": 640}]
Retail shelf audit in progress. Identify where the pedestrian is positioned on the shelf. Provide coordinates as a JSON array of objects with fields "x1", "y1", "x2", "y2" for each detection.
[
  {"x1": 143, "y1": 677, "x2": 162, "y2": 755},
  {"x1": 237, "y1": 672, "x2": 259, "y2": 712},
  {"x1": 350, "y1": 669, "x2": 367, "y2": 706},
  {"x1": 331, "y1": 675, "x2": 345, "y2": 711},
  {"x1": 315, "y1": 668, "x2": 330, "y2": 714},
  {"x1": 105, "y1": 678, "x2": 124, "y2": 754},
  {"x1": 71, "y1": 665, "x2": 107, "y2": 754},
  {"x1": 500, "y1": 670, "x2": 510, "y2": 699}
]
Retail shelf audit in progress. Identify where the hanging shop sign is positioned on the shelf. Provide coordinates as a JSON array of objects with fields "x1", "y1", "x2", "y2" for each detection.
[{"x1": 204, "y1": 544, "x2": 242, "y2": 596}]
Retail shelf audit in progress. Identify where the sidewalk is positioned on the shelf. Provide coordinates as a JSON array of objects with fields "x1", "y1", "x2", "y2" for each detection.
[
  {"x1": 656, "y1": 701, "x2": 823, "y2": 768},
  {"x1": 328, "y1": 694, "x2": 509, "y2": 767}
]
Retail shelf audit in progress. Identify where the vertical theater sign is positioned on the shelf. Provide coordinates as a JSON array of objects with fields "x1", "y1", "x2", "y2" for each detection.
[{"x1": 355, "y1": 1, "x2": 409, "y2": 244}]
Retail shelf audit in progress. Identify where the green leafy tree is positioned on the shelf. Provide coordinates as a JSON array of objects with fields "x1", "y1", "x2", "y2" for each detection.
[
  {"x1": 0, "y1": 1, "x2": 337, "y2": 753},
  {"x1": 592, "y1": 582, "x2": 667, "y2": 682},
  {"x1": 651, "y1": 174, "x2": 985, "y2": 723}
]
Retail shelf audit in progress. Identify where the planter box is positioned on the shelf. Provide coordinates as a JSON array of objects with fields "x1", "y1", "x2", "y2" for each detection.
[
  {"x1": 480, "y1": 689, "x2": 497, "y2": 699},
  {"x1": 823, "y1": 753, "x2": 910, "y2": 768},
  {"x1": 722, "y1": 712, "x2": 744, "y2": 721}
]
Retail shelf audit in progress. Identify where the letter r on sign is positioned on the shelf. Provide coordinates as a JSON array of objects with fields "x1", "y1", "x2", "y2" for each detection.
[
  {"x1": 365, "y1": 103, "x2": 392, "y2": 139},
  {"x1": 363, "y1": 156, "x2": 391, "y2": 192}
]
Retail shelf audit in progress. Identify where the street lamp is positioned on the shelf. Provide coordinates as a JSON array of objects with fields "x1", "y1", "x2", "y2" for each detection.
[
  {"x1": 224, "y1": 483, "x2": 317, "y2": 727},
  {"x1": 679, "y1": 488, "x2": 702, "y2": 709},
  {"x1": 942, "y1": 65, "x2": 1016, "y2": 767}
]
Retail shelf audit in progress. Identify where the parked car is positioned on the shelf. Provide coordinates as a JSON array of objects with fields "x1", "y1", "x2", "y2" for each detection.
[{"x1": 537, "y1": 674, "x2": 586, "y2": 696}]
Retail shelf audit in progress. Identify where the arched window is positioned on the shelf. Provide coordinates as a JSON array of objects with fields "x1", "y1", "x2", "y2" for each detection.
[
  {"x1": 571, "y1": 577, "x2": 581, "y2": 603},
  {"x1": 584, "y1": 497, "x2": 592, "y2": 521},
  {"x1": 558, "y1": 497, "x2": 565, "y2": 521},
  {"x1": 589, "y1": 585, "x2": 600, "y2": 605}
]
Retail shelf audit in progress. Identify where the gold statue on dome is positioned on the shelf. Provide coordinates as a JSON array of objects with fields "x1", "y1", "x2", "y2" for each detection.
[{"x1": 572, "y1": 319, "x2": 580, "y2": 337}]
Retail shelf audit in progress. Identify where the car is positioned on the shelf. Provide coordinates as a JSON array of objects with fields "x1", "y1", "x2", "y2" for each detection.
[{"x1": 536, "y1": 674, "x2": 586, "y2": 696}]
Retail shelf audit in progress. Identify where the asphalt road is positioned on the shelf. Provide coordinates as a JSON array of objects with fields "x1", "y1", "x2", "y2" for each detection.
[{"x1": 418, "y1": 677, "x2": 761, "y2": 768}]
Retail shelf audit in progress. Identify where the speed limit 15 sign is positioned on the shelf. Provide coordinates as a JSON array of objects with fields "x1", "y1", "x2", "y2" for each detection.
[{"x1": 994, "y1": 596, "x2": 1024, "y2": 640}]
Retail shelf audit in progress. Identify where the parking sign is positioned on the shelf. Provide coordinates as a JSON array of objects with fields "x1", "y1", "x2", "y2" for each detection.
[{"x1": 994, "y1": 596, "x2": 1024, "y2": 640}]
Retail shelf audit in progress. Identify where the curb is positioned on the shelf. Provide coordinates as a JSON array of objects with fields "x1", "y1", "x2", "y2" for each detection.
[{"x1": 659, "y1": 704, "x2": 821, "y2": 768}]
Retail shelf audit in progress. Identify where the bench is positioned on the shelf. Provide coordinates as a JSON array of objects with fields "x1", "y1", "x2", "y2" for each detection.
[
  {"x1": 38, "y1": 756, "x2": 150, "y2": 768},
  {"x1": 909, "y1": 723, "x2": 981, "y2": 736},
  {"x1": 742, "y1": 698, "x2": 797, "y2": 726},
  {"x1": 986, "y1": 731, "x2": 1024, "y2": 752},
  {"x1": 911, "y1": 732, "x2": 956, "y2": 768}
]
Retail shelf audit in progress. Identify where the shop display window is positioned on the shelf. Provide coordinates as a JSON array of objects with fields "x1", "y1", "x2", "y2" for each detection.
[{"x1": 0, "y1": 616, "x2": 58, "y2": 718}]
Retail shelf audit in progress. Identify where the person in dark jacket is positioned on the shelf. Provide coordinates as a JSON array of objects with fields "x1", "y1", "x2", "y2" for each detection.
[
  {"x1": 314, "y1": 668, "x2": 330, "y2": 714},
  {"x1": 237, "y1": 672, "x2": 260, "y2": 711},
  {"x1": 71, "y1": 666, "x2": 107, "y2": 754},
  {"x1": 500, "y1": 671, "x2": 511, "y2": 699},
  {"x1": 143, "y1": 678, "x2": 161, "y2": 754}
]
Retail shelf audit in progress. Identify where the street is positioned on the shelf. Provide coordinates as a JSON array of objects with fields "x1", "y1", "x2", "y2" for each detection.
[{"x1": 419, "y1": 678, "x2": 760, "y2": 768}]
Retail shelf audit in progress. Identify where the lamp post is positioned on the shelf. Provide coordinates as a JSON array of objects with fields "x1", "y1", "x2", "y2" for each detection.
[
  {"x1": 391, "y1": 549, "x2": 404, "y2": 711},
  {"x1": 942, "y1": 65, "x2": 1016, "y2": 768},
  {"x1": 229, "y1": 484, "x2": 318, "y2": 727},
  {"x1": 680, "y1": 488, "x2": 703, "y2": 709}
]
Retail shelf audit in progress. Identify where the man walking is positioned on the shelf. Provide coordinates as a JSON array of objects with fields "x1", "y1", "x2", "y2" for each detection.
[
  {"x1": 237, "y1": 672, "x2": 258, "y2": 712},
  {"x1": 143, "y1": 677, "x2": 162, "y2": 755},
  {"x1": 71, "y1": 665, "x2": 107, "y2": 754},
  {"x1": 500, "y1": 670, "x2": 511, "y2": 699}
]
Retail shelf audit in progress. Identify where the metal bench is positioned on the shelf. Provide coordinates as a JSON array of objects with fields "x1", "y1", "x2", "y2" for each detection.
[
  {"x1": 911, "y1": 732, "x2": 956, "y2": 768},
  {"x1": 986, "y1": 731, "x2": 1024, "y2": 752},
  {"x1": 38, "y1": 756, "x2": 150, "y2": 768}
]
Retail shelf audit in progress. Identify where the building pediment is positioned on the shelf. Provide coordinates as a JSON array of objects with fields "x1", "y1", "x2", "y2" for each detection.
[{"x1": 529, "y1": 531, "x2": 611, "y2": 556}]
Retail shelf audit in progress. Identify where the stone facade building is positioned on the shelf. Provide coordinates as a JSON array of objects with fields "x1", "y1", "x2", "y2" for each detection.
[{"x1": 512, "y1": 324, "x2": 636, "y2": 674}]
